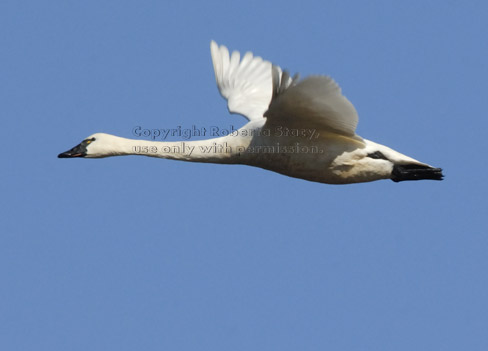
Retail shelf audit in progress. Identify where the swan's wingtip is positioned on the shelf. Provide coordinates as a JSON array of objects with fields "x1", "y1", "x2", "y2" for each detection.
[{"x1": 210, "y1": 40, "x2": 220, "y2": 51}]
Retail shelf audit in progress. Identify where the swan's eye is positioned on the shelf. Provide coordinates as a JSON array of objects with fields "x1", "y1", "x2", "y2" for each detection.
[
  {"x1": 84, "y1": 138, "x2": 96, "y2": 145},
  {"x1": 367, "y1": 151, "x2": 388, "y2": 160}
]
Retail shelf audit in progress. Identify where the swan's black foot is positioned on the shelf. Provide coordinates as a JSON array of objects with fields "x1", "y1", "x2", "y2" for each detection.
[{"x1": 391, "y1": 164, "x2": 444, "y2": 182}]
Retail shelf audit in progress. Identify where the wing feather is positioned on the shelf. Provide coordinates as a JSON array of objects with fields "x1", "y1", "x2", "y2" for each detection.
[
  {"x1": 265, "y1": 75, "x2": 359, "y2": 136},
  {"x1": 211, "y1": 41, "x2": 274, "y2": 121},
  {"x1": 211, "y1": 41, "x2": 359, "y2": 136}
]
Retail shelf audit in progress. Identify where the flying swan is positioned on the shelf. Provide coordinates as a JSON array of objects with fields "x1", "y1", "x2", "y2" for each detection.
[{"x1": 59, "y1": 41, "x2": 443, "y2": 184}]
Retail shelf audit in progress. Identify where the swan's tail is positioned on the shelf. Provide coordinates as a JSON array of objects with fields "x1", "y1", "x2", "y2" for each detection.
[{"x1": 391, "y1": 164, "x2": 444, "y2": 182}]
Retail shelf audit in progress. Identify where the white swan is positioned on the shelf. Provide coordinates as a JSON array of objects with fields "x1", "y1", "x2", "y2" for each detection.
[{"x1": 59, "y1": 41, "x2": 443, "y2": 184}]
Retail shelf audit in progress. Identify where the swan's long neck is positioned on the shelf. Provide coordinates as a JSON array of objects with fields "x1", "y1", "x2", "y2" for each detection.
[{"x1": 91, "y1": 133, "x2": 252, "y2": 164}]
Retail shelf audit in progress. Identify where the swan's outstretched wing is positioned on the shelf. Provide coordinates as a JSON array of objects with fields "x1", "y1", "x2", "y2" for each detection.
[
  {"x1": 211, "y1": 41, "x2": 276, "y2": 122},
  {"x1": 265, "y1": 74, "x2": 359, "y2": 137},
  {"x1": 211, "y1": 41, "x2": 358, "y2": 136}
]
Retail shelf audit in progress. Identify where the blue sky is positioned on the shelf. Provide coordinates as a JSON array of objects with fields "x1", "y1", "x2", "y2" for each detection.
[{"x1": 1, "y1": 1, "x2": 487, "y2": 350}]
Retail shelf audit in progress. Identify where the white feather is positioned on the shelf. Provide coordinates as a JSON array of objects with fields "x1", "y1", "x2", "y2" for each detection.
[
  {"x1": 210, "y1": 41, "x2": 274, "y2": 121},
  {"x1": 266, "y1": 75, "x2": 359, "y2": 137}
]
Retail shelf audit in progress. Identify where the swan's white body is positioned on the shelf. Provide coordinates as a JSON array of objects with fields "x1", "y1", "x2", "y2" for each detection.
[{"x1": 59, "y1": 41, "x2": 443, "y2": 184}]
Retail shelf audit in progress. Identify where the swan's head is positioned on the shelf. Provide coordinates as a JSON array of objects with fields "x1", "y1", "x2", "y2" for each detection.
[{"x1": 58, "y1": 133, "x2": 120, "y2": 158}]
